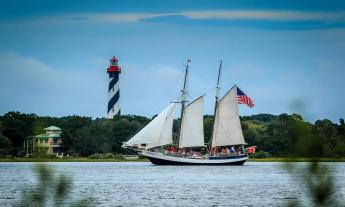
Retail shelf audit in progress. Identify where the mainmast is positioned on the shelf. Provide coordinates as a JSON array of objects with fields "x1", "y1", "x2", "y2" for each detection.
[
  {"x1": 175, "y1": 59, "x2": 190, "y2": 146},
  {"x1": 181, "y1": 59, "x2": 190, "y2": 109},
  {"x1": 210, "y1": 60, "x2": 222, "y2": 148},
  {"x1": 215, "y1": 60, "x2": 222, "y2": 104}
]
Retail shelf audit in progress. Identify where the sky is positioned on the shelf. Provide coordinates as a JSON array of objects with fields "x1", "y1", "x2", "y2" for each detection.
[{"x1": 0, "y1": 0, "x2": 344, "y2": 122}]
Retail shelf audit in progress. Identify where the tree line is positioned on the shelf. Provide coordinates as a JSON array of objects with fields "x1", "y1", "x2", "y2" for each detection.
[{"x1": 0, "y1": 111, "x2": 344, "y2": 158}]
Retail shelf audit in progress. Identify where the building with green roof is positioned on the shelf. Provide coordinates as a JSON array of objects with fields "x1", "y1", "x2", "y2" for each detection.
[{"x1": 24, "y1": 126, "x2": 63, "y2": 156}]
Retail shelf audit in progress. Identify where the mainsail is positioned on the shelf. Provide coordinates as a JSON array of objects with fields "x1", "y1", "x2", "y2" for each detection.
[
  {"x1": 179, "y1": 96, "x2": 205, "y2": 148},
  {"x1": 124, "y1": 103, "x2": 177, "y2": 148},
  {"x1": 211, "y1": 85, "x2": 245, "y2": 147}
]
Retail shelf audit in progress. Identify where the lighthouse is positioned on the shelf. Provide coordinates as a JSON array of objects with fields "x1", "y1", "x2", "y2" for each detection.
[{"x1": 107, "y1": 56, "x2": 121, "y2": 118}]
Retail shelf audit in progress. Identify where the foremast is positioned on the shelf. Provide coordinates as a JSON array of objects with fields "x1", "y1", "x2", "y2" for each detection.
[{"x1": 174, "y1": 59, "x2": 190, "y2": 146}]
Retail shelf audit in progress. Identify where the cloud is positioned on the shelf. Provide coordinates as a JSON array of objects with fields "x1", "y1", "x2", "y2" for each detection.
[
  {"x1": 47, "y1": 10, "x2": 345, "y2": 24},
  {"x1": 0, "y1": 52, "x2": 56, "y2": 93},
  {"x1": 62, "y1": 13, "x2": 163, "y2": 23},
  {"x1": 0, "y1": 52, "x2": 107, "y2": 117},
  {"x1": 0, "y1": 13, "x2": 167, "y2": 27},
  {"x1": 3, "y1": 10, "x2": 345, "y2": 28},
  {"x1": 181, "y1": 10, "x2": 345, "y2": 22}
]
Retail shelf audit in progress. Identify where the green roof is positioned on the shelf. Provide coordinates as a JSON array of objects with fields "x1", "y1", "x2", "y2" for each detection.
[
  {"x1": 44, "y1": 126, "x2": 61, "y2": 131},
  {"x1": 36, "y1": 133, "x2": 60, "y2": 139}
]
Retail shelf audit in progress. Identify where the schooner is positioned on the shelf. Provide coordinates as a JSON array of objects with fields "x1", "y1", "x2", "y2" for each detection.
[{"x1": 122, "y1": 60, "x2": 255, "y2": 165}]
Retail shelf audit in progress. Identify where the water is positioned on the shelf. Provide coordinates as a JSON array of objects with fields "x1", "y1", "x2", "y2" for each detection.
[{"x1": 0, "y1": 162, "x2": 344, "y2": 206}]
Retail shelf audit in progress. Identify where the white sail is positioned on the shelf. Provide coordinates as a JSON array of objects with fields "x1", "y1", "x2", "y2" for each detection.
[
  {"x1": 179, "y1": 96, "x2": 205, "y2": 148},
  {"x1": 212, "y1": 85, "x2": 245, "y2": 147},
  {"x1": 124, "y1": 103, "x2": 177, "y2": 148},
  {"x1": 153, "y1": 103, "x2": 175, "y2": 147}
]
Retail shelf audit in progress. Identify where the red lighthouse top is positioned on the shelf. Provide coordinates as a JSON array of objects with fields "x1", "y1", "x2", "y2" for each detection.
[{"x1": 107, "y1": 56, "x2": 121, "y2": 73}]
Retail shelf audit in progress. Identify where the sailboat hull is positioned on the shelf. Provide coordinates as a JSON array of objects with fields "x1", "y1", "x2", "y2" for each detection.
[{"x1": 142, "y1": 151, "x2": 248, "y2": 165}]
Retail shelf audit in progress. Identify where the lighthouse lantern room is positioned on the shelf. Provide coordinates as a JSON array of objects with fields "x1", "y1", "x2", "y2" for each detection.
[{"x1": 107, "y1": 56, "x2": 121, "y2": 118}]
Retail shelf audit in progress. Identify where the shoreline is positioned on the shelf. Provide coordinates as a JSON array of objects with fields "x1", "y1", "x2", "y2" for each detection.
[
  {"x1": 1, "y1": 157, "x2": 345, "y2": 162},
  {"x1": 249, "y1": 157, "x2": 345, "y2": 162}
]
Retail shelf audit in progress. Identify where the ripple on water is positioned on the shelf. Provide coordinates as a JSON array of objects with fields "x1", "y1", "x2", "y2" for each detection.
[{"x1": 0, "y1": 162, "x2": 344, "y2": 206}]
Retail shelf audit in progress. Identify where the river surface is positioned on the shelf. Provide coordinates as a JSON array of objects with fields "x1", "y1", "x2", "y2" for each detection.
[{"x1": 0, "y1": 162, "x2": 344, "y2": 206}]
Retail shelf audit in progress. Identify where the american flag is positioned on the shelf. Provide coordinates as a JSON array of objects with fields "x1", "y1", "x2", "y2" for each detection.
[{"x1": 237, "y1": 87, "x2": 254, "y2": 108}]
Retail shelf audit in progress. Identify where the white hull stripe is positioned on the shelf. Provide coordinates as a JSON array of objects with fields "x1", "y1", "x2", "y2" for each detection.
[{"x1": 141, "y1": 151, "x2": 248, "y2": 164}]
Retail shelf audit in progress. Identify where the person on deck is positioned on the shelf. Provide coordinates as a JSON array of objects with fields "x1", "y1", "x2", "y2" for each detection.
[
  {"x1": 230, "y1": 146, "x2": 235, "y2": 154},
  {"x1": 181, "y1": 149, "x2": 186, "y2": 157},
  {"x1": 237, "y1": 146, "x2": 242, "y2": 155},
  {"x1": 170, "y1": 146, "x2": 176, "y2": 155},
  {"x1": 226, "y1": 148, "x2": 230, "y2": 155},
  {"x1": 201, "y1": 148, "x2": 205, "y2": 155},
  {"x1": 210, "y1": 147, "x2": 215, "y2": 156},
  {"x1": 221, "y1": 148, "x2": 226, "y2": 155}
]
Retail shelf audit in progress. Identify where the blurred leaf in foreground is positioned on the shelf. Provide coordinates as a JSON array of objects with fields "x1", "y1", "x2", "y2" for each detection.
[
  {"x1": 19, "y1": 164, "x2": 93, "y2": 207},
  {"x1": 284, "y1": 120, "x2": 340, "y2": 206}
]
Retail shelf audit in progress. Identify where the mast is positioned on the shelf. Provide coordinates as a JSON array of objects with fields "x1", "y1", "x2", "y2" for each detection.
[
  {"x1": 181, "y1": 59, "x2": 190, "y2": 108},
  {"x1": 210, "y1": 60, "x2": 222, "y2": 148},
  {"x1": 215, "y1": 60, "x2": 222, "y2": 104},
  {"x1": 176, "y1": 59, "x2": 190, "y2": 146}
]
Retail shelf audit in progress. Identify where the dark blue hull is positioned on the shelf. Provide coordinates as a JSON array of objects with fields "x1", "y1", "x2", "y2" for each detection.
[{"x1": 147, "y1": 156, "x2": 247, "y2": 165}]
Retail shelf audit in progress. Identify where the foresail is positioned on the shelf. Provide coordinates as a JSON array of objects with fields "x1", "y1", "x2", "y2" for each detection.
[
  {"x1": 124, "y1": 103, "x2": 177, "y2": 148},
  {"x1": 147, "y1": 103, "x2": 176, "y2": 148},
  {"x1": 212, "y1": 86, "x2": 245, "y2": 147},
  {"x1": 179, "y1": 96, "x2": 205, "y2": 148}
]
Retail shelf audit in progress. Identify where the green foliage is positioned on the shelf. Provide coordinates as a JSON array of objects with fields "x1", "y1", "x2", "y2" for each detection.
[
  {"x1": 250, "y1": 150, "x2": 271, "y2": 158},
  {"x1": 1, "y1": 112, "x2": 36, "y2": 150},
  {"x1": 0, "y1": 148, "x2": 9, "y2": 157},
  {"x1": 0, "y1": 131, "x2": 11, "y2": 149},
  {"x1": 88, "y1": 153, "x2": 124, "y2": 159},
  {"x1": 33, "y1": 151, "x2": 57, "y2": 158},
  {"x1": 20, "y1": 164, "x2": 93, "y2": 207},
  {"x1": 283, "y1": 121, "x2": 340, "y2": 206},
  {"x1": 0, "y1": 112, "x2": 149, "y2": 156},
  {"x1": 0, "y1": 121, "x2": 11, "y2": 156},
  {"x1": 285, "y1": 161, "x2": 337, "y2": 206},
  {"x1": 1, "y1": 111, "x2": 345, "y2": 158},
  {"x1": 203, "y1": 115, "x2": 214, "y2": 144}
]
